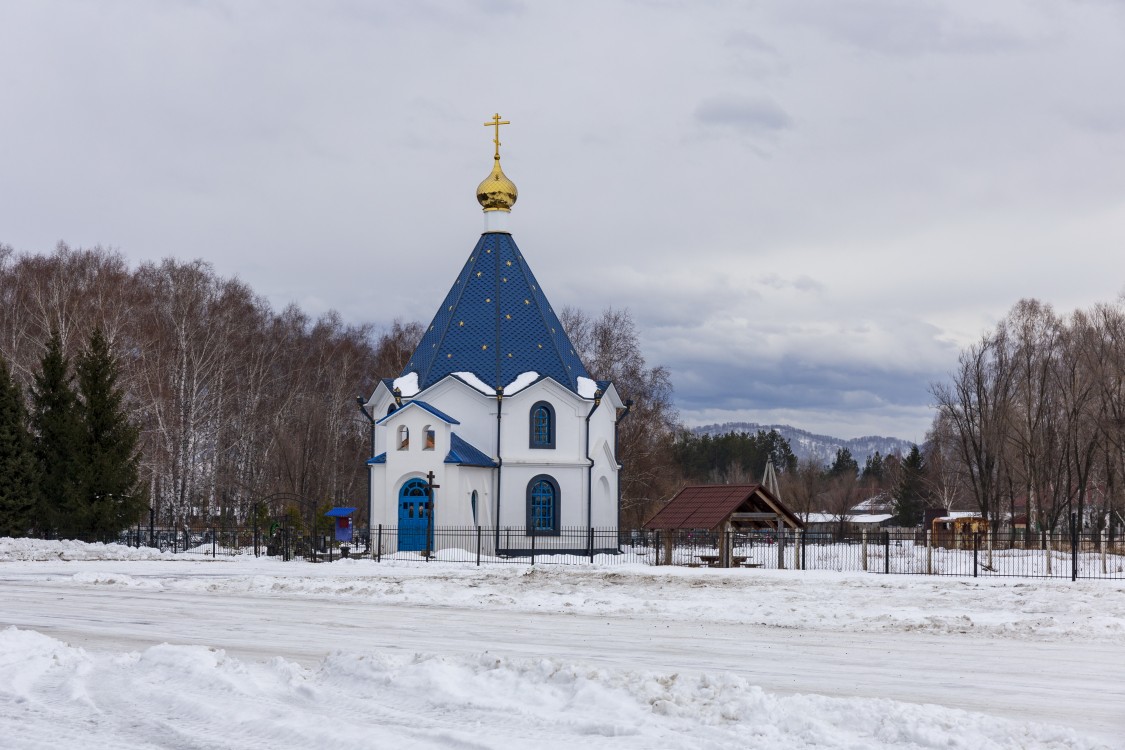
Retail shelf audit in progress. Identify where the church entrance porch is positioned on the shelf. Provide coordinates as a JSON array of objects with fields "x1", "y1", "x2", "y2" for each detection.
[{"x1": 398, "y1": 478, "x2": 433, "y2": 552}]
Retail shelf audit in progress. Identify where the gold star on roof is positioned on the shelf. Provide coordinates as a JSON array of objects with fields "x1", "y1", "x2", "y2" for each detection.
[
  {"x1": 459, "y1": 321, "x2": 464, "y2": 326},
  {"x1": 505, "y1": 314, "x2": 511, "y2": 320},
  {"x1": 482, "y1": 344, "x2": 488, "y2": 350}
]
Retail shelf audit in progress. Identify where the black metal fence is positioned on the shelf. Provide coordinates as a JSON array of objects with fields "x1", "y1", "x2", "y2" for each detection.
[
  {"x1": 350, "y1": 522, "x2": 1125, "y2": 580},
  {"x1": 35, "y1": 517, "x2": 1125, "y2": 581}
]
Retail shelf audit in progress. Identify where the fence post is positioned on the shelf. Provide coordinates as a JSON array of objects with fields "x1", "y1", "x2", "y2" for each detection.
[
  {"x1": 883, "y1": 531, "x2": 890, "y2": 575},
  {"x1": 799, "y1": 529, "x2": 806, "y2": 571},
  {"x1": 1102, "y1": 527, "x2": 1108, "y2": 575},
  {"x1": 861, "y1": 530, "x2": 868, "y2": 571},
  {"x1": 589, "y1": 527, "x2": 595, "y2": 564},
  {"x1": 972, "y1": 532, "x2": 978, "y2": 577},
  {"x1": 212, "y1": 528, "x2": 216, "y2": 559},
  {"x1": 926, "y1": 529, "x2": 932, "y2": 575},
  {"x1": 775, "y1": 520, "x2": 783, "y2": 569},
  {"x1": 1071, "y1": 512, "x2": 1078, "y2": 582},
  {"x1": 376, "y1": 524, "x2": 383, "y2": 562},
  {"x1": 1046, "y1": 530, "x2": 1052, "y2": 576},
  {"x1": 987, "y1": 527, "x2": 994, "y2": 570},
  {"x1": 476, "y1": 525, "x2": 482, "y2": 566},
  {"x1": 531, "y1": 529, "x2": 536, "y2": 566}
]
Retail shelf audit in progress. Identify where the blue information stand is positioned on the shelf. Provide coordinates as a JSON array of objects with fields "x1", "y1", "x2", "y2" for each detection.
[{"x1": 324, "y1": 507, "x2": 357, "y2": 543}]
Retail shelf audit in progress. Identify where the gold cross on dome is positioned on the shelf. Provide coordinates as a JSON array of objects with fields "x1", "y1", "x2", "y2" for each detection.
[{"x1": 484, "y1": 113, "x2": 510, "y2": 159}]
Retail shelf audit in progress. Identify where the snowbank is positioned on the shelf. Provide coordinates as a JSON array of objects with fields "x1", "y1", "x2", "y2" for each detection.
[
  {"x1": 0, "y1": 627, "x2": 1103, "y2": 750},
  {"x1": 0, "y1": 537, "x2": 168, "y2": 562}
]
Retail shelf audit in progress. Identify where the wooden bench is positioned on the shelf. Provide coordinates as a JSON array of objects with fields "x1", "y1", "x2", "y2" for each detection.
[{"x1": 697, "y1": 555, "x2": 761, "y2": 568}]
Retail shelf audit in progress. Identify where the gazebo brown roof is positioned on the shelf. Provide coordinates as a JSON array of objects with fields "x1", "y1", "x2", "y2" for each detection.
[{"x1": 643, "y1": 483, "x2": 804, "y2": 531}]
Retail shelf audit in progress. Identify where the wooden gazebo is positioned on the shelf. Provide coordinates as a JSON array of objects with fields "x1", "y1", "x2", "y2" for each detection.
[{"x1": 643, "y1": 484, "x2": 804, "y2": 567}]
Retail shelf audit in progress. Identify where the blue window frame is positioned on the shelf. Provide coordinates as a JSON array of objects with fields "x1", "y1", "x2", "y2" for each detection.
[
  {"x1": 526, "y1": 475, "x2": 560, "y2": 535},
  {"x1": 529, "y1": 401, "x2": 555, "y2": 449}
]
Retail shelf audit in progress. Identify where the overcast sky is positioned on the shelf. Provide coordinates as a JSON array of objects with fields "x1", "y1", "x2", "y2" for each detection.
[{"x1": 3, "y1": 0, "x2": 1125, "y2": 443}]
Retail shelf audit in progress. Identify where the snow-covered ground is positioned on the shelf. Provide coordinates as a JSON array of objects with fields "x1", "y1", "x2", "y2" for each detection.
[{"x1": 2, "y1": 539, "x2": 1124, "y2": 749}]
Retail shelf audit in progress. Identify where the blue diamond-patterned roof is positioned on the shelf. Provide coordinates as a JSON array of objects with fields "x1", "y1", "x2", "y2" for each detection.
[
  {"x1": 445, "y1": 433, "x2": 497, "y2": 468},
  {"x1": 402, "y1": 232, "x2": 590, "y2": 393}
]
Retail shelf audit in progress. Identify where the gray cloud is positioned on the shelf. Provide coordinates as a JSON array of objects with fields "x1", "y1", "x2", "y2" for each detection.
[
  {"x1": 695, "y1": 96, "x2": 794, "y2": 133},
  {"x1": 1, "y1": 0, "x2": 1124, "y2": 442}
]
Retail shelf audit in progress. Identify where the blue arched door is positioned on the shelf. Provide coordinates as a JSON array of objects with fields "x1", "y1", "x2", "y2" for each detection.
[{"x1": 398, "y1": 478, "x2": 432, "y2": 552}]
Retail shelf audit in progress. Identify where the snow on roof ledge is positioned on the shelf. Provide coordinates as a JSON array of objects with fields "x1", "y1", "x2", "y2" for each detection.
[
  {"x1": 393, "y1": 372, "x2": 420, "y2": 397},
  {"x1": 577, "y1": 376, "x2": 599, "y2": 399},
  {"x1": 454, "y1": 372, "x2": 495, "y2": 395},
  {"x1": 504, "y1": 371, "x2": 539, "y2": 395}
]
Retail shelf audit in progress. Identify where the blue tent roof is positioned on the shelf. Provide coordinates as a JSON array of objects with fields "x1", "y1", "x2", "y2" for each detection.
[
  {"x1": 445, "y1": 433, "x2": 497, "y2": 468},
  {"x1": 367, "y1": 452, "x2": 387, "y2": 464},
  {"x1": 324, "y1": 507, "x2": 357, "y2": 517},
  {"x1": 401, "y1": 232, "x2": 590, "y2": 394}
]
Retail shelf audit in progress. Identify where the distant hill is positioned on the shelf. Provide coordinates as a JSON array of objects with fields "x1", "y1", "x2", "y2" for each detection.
[{"x1": 691, "y1": 422, "x2": 915, "y2": 467}]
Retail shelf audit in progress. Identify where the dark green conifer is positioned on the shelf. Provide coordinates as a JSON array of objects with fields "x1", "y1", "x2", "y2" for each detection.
[
  {"x1": 0, "y1": 355, "x2": 38, "y2": 536},
  {"x1": 892, "y1": 445, "x2": 928, "y2": 526},
  {"x1": 76, "y1": 327, "x2": 143, "y2": 535},
  {"x1": 31, "y1": 330, "x2": 85, "y2": 537}
]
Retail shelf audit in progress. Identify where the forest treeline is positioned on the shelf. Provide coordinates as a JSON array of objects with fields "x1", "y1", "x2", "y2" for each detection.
[
  {"x1": 0, "y1": 243, "x2": 392, "y2": 531},
  {"x1": 9, "y1": 245, "x2": 1116, "y2": 538},
  {"x1": 930, "y1": 298, "x2": 1125, "y2": 533}
]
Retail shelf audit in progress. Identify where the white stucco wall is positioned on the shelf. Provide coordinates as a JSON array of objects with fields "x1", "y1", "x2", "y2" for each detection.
[{"x1": 364, "y1": 373, "x2": 621, "y2": 551}]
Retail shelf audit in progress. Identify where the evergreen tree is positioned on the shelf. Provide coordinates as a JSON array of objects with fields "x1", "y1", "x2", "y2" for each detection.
[
  {"x1": 892, "y1": 444, "x2": 928, "y2": 526},
  {"x1": 828, "y1": 447, "x2": 859, "y2": 478},
  {"x1": 76, "y1": 327, "x2": 143, "y2": 535},
  {"x1": 0, "y1": 355, "x2": 38, "y2": 536},
  {"x1": 31, "y1": 330, "x2": 85, "y2": 537},
  {"x1": 861, "y1": 451, "x2": 884, "y2": 483}
]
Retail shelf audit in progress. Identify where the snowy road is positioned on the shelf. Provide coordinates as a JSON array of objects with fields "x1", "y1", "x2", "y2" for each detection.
[{"x1": 3, "y1": 561, "x2": 1124, "y2": 744}]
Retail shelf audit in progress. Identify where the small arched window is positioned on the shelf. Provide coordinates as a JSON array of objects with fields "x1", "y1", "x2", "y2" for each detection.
[
  {"x1": 423, "y1": 425, "x2": 435, "y2": 451},
  {"x1": 397, "y1": 425, "x2": 410, "y2": 450},
  {"x1": 386, "y1": 404, "x2": 396, "y2": 416},
  {"x1": 526, "y1": 475, "x2": 560, "y2": 535},
  {"x1": 529, "y1": 401, "x2": 555, "y2": 449}
]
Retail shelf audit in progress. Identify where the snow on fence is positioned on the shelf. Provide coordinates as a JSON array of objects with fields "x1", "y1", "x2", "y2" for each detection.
[{"x1": 38, "y1": 524, "x2": 1125, "y2": 580}]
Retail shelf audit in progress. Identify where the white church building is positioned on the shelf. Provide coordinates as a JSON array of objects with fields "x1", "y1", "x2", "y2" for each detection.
[{"x1": 361, "y1": 115, "x2": 627, "y2": 556}]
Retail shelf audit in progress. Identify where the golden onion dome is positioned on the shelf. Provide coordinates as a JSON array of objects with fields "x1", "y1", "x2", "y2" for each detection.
[
  {"x1": 476, "y1": 156, "x2": 518, "y2": 212},
  {"x1": 478, "y1": 113, "x2": 518, "y2": 212}
]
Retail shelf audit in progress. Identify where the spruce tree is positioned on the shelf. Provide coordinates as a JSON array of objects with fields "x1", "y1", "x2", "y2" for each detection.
[
  {"x1": 31, "y1": 330, "x2": 86, "y2": 538},
  {"x1": 76, "y1": 327, "x2": 143, "y2": 535},
  {"x1": 892, "y1": 445, "x2": 928, "y2": 526},
  {"x1": 0, "y1": 356, "x2": 38, "y2": 536}
]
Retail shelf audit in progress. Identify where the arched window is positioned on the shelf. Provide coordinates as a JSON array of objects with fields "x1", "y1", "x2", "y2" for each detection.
[
  {"x1": 423, "y1": 425, "x2": 435, "y2": 451},
  {"x1": 397, "y1": 425, "x2": 410, "y2": 450},
  {"x1": 529, "y1": 401, "x2": 555, "y2": 449},
  {"x1": 526, "y1": 475, "x2": 560, "y2": 535},
  {"x1": 471, "y1": 490, "x2": 479, "y2": 526},
  {"x1": 386, "y1": 404, "x2": 396, "y2": 416}
]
